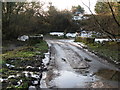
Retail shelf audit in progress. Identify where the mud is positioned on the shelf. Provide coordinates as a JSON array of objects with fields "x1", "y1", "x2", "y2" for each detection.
[{"x1": 44, "y1": 39, "x2": 120, "y2": 88}]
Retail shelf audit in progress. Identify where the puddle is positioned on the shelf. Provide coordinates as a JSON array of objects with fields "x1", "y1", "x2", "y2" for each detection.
[{"x1": 49, "y1": 70, "x2": 97, "y2": 88}]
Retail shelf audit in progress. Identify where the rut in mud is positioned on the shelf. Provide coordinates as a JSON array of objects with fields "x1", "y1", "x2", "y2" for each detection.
[{"x1": 41, "y1": 39, "x2": 120, "y2": 88}]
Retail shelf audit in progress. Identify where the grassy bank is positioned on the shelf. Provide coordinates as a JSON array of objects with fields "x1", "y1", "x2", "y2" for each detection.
[
  {"x1": 87, "y1": 42, "x2": 119, "y2": 64},
  {"x1": 75, "y1": 37, "x2": 120, "y2": 65},
  {"x1": 1, "y1": 40, "x2": 48, "y2": 89}
]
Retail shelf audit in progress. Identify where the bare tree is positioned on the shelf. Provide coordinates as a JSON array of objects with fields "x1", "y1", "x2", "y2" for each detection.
[
  {"x1": 107, "y1": 1, "x2": 120, "y2": 27},
  {"x1": 81, "y1": 0, "x2": 120, "y2": 41}
]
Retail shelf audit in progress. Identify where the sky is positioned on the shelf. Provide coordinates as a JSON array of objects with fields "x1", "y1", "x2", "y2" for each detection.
[{"x1": 40, "y1": 0, "x2": 98, "y2": 14}]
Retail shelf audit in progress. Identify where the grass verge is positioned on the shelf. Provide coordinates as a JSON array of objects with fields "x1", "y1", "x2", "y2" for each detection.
[{"x1": 86, "y1": 42, "x2": 120, "y2": 63}]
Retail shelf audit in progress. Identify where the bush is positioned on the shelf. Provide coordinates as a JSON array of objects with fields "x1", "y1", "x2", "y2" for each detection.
[
  {"x1": 75, "y1": 36, "x2": 95, "y2": 43},
  {"x1": 28, "y1": 36, "x2": 43, "y2": 45}
]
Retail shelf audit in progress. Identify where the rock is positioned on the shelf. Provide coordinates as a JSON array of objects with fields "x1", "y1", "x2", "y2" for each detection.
[
  {"x1": 84, "y1": 58, "x2": 92, "y2": 62},
  {"x1": 8, "y1": 75, "x2": 16, "y2": 79},
  {"x1": 89, "y1": 72, "x2": 95, "y2": 77},
  {"x1": 26, "y1": 66, "x2": 34, "y2": 69},
  {"x1": 85, "y1": 70, "x2": 89, "y2": 73},
  {"x1": 12, "y1": 81, "x2": 18, "y2": 85},
  {"x1": 91, "y1": 81, "x2": 112, "y2": 88},
  {"x1": 32, "y1": 81, "x2": 39, "y2": 85},
  {"x1": 31, "y1": 73, "x2": 41, "y2": 80},
  {"x1": 6, "y1": 63, "x2": 15, "y2": 68},
  {"x1": 29, "y1": 86, "x2": 36, "y2": 90},
  {"x1": 0, "y1": 78, "x2": 8, "y2": 83},
  {"x1": 91, "y1": 81, "x2": 104, "y2": 88},
  {"x1": 61, "y1": 58, "x2": 67, "y2": 62},
  {"x1": 74, "y1": 61, "x2": 90, "y2": 69},
  {"x1": 17, "y1": 35, "x2": 29, "y2": 41},
  {"x1": 80, "y1": 62, "x2": 89, "y2": 68}
]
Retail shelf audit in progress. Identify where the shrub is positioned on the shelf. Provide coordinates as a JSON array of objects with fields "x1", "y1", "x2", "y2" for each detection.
[
  {"x1": 75, "y1": 36, "x2": 95, "y2": 43},
  {"x1": 28, "y1": 36, "x2": 43, "y2": 45}
]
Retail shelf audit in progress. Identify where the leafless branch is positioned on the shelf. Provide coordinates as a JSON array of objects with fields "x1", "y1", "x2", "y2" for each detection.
[
  {"x1": 81, "y1": 0, "x2": 118, "y2": 40},
  {"x1": 89, "y1": 0, "x2": 91, "y2": 8},
  {"x1": 107, "y1": 1, "x2": 120, "y2": 27}
]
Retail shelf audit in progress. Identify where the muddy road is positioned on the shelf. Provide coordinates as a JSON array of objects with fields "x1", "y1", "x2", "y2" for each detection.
[{"x1": 41, "y1": 39, "x2": 120, "y2": 88}]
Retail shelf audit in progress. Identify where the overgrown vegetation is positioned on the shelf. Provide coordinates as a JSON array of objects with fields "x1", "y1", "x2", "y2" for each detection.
[{"x1": 87, "y1": 41, "x2": 119, "y2": 64}]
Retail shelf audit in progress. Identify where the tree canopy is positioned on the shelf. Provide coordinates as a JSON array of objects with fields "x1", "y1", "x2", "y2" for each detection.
[
  {"x1": 95, "y1": 2, "x2": 119, "y2": 14},
  {"x1": 71, "y1": 5, "x2": 85, "y2": 14},
  {"x1": 81, "y1": 1, "x2": 120, "y2": 40},
  {"x1": 2, "y1": 2, "x2": 46, "y2": 40},
  {"x1": 2, "y1": 2, "x2": 80, "y2": 40}
]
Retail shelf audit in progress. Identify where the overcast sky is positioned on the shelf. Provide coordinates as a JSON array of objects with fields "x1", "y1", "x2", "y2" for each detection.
[{"x1": 40, "y1": 0, "x2": 98, "y2": 14}]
